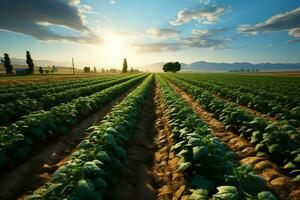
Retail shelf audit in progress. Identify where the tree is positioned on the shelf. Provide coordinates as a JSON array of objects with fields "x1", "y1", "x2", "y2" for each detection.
[
  {"x1": 130, "y1": 67, "x2": 133, "y2": 73},
  {"x1": 39, "y1": 67, "x2": 44, "y2": 74},
  {"x1": 94, "y1": 66, "x2": 97, "y2": 73},
  {"x1": 52, "y1": 65, "x2": 58, "y2": 73},
  {"x1": 101, "y1": 68, "x2": 105, "y2": 73},
  {"x1": 122, "y1": 58, "x2": 128, "y2": 73},
  {"x1": 26, "y1": 51, "x2": 34, "y2": 74},
  {"x1": 163, "y1": 62, "x2": 181, "y2": 73},
  {"x1": 84, "y1": 67, "x2": 91, "y2": 73},
  {"x1": 1, "y1": 53, "x2": 13, "y2": 74}
]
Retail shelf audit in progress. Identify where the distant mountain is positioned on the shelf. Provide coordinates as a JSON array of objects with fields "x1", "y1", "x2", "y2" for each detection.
[
  {"x1": 144, "y1": 61, "x2": 300, "y2": 72},
  {"x1": 2, "y1": 57, "x2": 300, "y2": 72}
]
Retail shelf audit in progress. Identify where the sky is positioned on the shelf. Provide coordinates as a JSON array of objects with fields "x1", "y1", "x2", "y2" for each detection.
[{"x1": 0, "y1": 0, "x2": 300, "y2": 69}]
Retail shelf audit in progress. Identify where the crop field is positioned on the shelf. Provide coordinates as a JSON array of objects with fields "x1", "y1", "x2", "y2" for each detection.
[{"x1": 0, "y1": 73, "x2": 299, "y2": 200}]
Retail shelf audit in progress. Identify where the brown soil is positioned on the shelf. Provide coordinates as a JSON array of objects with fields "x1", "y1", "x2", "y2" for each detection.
[
  {"x1": 106, "y1": 78, "x2": 188, "y2": 200},
  {"x1": 105, "y1": 80, "x2": 157, "y2": 200},
  {"x1": 166, "y1": 80, "x2": 300, "y2": 200},
  {"x1": 153, "y1": 80, "x2": 188, "y2": 200},
  {"x1": 0, "y1": 84, "x2": 139, "y2": 200}
]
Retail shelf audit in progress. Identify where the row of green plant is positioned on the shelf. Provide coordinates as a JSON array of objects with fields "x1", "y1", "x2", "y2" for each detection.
[
  {"x1": 162, "y1": 75, "x2": 300, "y2": 180},
  {"x1": 0, "y1": 75, "x2": 120, "y2": 104},
  {"x1": 24, "y1": 74, "x2": 153, "y2": 200},
  {"x1": 0, "y1": 74, "x2": 147, "y2": 170},
  {"x1": 0, "y1": 75, "x2": 137, "y2": 125},
  {"x1": 176, "y1": 73, "x2": 300, "y2": 107},
  {"x1": 156, "y1": 75, "x2": 277, "y2": 200},
  {"x1": 176, "y1": 73, "x2": 300, "y2": 109},
  {"x1": 170, "y1": 74, "x2": 300, "y2": 126},
  {"x1": 0, "y1": 75, "x2": 105, "y2": 93}
]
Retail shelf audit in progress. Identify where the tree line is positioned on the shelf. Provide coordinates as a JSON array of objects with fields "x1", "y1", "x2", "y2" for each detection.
[
  {"x1": 1, "y1": 55, "x2": 141, "y2": 75},
  {"x1": 1, "y1": 51, "x2": 34, "y2": 75}
]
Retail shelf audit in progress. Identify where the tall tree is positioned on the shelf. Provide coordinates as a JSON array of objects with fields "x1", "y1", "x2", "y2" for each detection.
[
  {"x1": 39, "y1": 67, "x2": 44, "y2": 74},
  {"x1": 94, "y1": 66, "x2": 97, "y2": 73},
  {"x1": 122, "y1": 58, "x2": 128, "y2": 73},
  {"x1": 26, "y1": 51, "x2": 34, "y2": 74},
  {"x1": 130, "y1": 67, "x2": 133, "y2": 73},
  {"x1": 1, "y1": 53, "x2": 13, "y2": 74}
]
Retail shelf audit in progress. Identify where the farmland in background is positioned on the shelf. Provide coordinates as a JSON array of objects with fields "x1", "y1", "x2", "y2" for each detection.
[{"x1": 0, "y1": 72, "x2": 299, "y2": 200}]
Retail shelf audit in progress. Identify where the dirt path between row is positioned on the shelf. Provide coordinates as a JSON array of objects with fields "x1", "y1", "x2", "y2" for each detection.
[
  {"x1": 166, "y1": 80, "x2": 300, "y2": 200},
  {"x1": 0, "y1": 84, "x2": 140, "y2": 200},
  {"x1": 105, "y1": 78, "x2": 188, "y2": 200},
  {"x1": 105, "y1": 81, "x2": 157, "y2": 200},
  {"x1": 153, "y1": 81, "x2": 188, "y2": 200}
]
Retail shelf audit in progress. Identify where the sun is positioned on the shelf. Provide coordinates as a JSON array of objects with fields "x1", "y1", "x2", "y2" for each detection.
[{"x1": 104, "y1": 36, "x2": 124, "y2": 56}]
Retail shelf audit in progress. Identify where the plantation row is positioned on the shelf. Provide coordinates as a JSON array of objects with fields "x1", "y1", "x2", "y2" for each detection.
[
  {"x1": 24, "y1": 75, "x2": 154, "y2": 199},
  {"x1": 179, "y1": 73, "x2": 300, "y2": 107},
  {"x1": 0, "y1": 75, "x2": 123, "y2": 104},
  {"x1": 21, "y1": 74, "x2": 280, "y2": 200},
  {"x1": 0, "y1": 75, "x2": 117, "y2": 93},
  {"x1": 0, "y1": 75, "x2": 140, "y2": 125},
  {"x1": 0, "y1": 73, "x2": 298, "y2": 200},
  {"x1": 0, "y1": 74, "x2": 147, "y2": 170},
  {"x1": 156, "y1": 75, "x2": 276, "y2": 199},
  {"x1": 162, "y1": 74, "x2": 300, "y2": 180},
  {"x1": 169, "y1": 73, "x2": 300, "y2": 126}
]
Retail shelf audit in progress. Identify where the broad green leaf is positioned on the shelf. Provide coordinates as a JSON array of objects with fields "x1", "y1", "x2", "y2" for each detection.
[
  {"x1": 268, "y1": 144, "x2": 281, "y2": 153},
  {"x1": 212, "y1": 186, "x2": 238, "y2": 200},
  {"x1": 193, "y1": 146, "x2": 208, "y2": 161},
  {"x1": 189, "y1": 189, "x2": 209, "y2": 200},
  {"x1": 177, "y1": 162, "x2": 191, "y2": 172},
  {"x1": 257, "y1": 191, "x2": 277, "y2": 200},
  {"x1": 283, "y1": 162, "x2": 296, "y2": 169},
  {"x1": 292, "y1": 175, "x2": 300, "y2": 182}
]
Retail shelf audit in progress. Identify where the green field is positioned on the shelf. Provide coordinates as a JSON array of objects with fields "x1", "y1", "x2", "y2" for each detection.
[{"x1": 0, "y1": 73, "x2": 299, "y2": 200}]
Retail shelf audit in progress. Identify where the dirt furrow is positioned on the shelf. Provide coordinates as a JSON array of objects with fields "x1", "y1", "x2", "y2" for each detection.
[
  {"x1": 166, "y1": 80, "x2": 300, "y2": 200},
  {"x1": 0, "y1": 84, "x2": 140, "y2": 200},
  {"x1": 153, "y1": 81, "x2": 188, "y2": 200},
  {"x1": 105, "y1": 80, "x2": 157, "y2": 200},
  {"x1": 105, "y1": 78, "x2": 188, "y2": 200}
]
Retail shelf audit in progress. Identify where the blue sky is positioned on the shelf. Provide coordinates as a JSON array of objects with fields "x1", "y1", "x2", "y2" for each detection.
[{"x1": 0, "y1": 0, "x2": 300, "y2": 68}]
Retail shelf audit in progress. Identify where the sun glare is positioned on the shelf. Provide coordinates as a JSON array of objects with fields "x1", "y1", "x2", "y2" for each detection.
[{"x1": 104, "y1": 36, "x2": 124, "y2": 56}]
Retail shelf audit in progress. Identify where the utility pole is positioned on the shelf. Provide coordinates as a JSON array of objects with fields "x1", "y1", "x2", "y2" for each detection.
[{"x1": 72, "y1": 57, "x2": 75, "y2": 75}]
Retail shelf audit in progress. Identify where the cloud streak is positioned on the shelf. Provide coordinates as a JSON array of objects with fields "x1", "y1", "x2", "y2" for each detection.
[
  {"x1": 146, "y1": 28, "x2": 181, "y2": 39},
  {"x1": 134, "y1": 42, "x2": 181, "y2": 53},
  {"x1": 170, "y1": 5, "x2": 228, "y2": 25},
  {"x1": 238, "y1": 7, "x2": 300, "y2": 42},
  {"x1": 135, "y1": 28, "x2": 229, "y2": 52},
  {"x1": 0, "y1": 0, "x2": 101, "y2": 44},
  {"x1": 181, "y1": 29, "x2": 229, "y2": 49}
]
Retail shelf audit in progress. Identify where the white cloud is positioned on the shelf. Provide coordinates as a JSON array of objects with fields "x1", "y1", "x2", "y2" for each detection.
[
  {"x1": 134, "y1": 28, "x2": 229, "y2": 52},
  {"x1": 238, "y1": 7, "x2": 300, "y2": 41},
  {"x1": 181, "y1": 29, "x2": 228, "y2": 49},
  {"x1": 146, "y1": 28, "x2": 180, "y2": 39},
  {"x1": 200, "y1": 0, "x2": 210, "y2": 5},
  {"x1": 289, "y1": 28, "x2": 300, "y2": 37},
  {"x1": 0, "y1": 0, "x2": 102, "y2": 44},
  {"x1": 170, "y1": 5, "x2": 228, "y2": 25}
]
